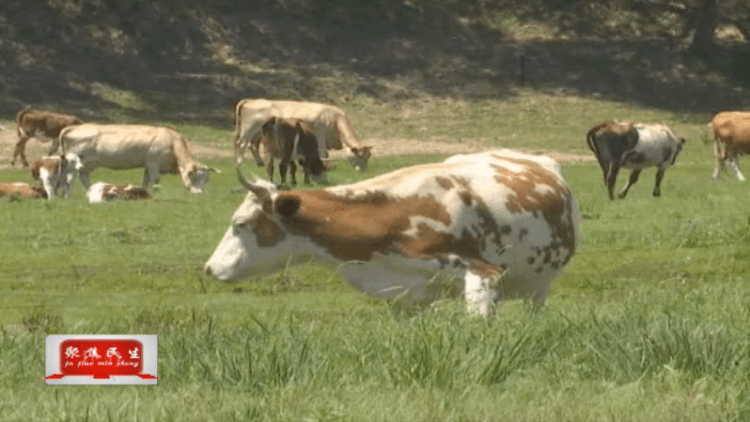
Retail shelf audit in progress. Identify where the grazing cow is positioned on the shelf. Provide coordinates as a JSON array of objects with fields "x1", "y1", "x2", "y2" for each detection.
[
  {"x1": 234, "y1": 99, "x2": 373, "y2": 171},
  {"x1": 30, "y1": 154, "x2": 84, "y2": 199},
  {"x1": 59, "y1": 124, "x2": 221, "y2": 193},
  {"x1": 258, "y1": 116, "x2": 328, "y2": 186},
  {"x1": 11, "y1": 109, "x2": 83, "y2": 167},
  {"x1": 205, "y1": 150, "x2": 580, "y2": 316},
  {"x1": 87, "y1": 182, "x2": 152, "y2": 203},
  {"x1": 587, "y1": 121, "x2": 686, "y2": 199},
  {"x1": 0, "y1": 182, "x2": 46, "y2": 199},
  {"x1": 710, "y1": 111, "x2": 750, "y2": 181}
]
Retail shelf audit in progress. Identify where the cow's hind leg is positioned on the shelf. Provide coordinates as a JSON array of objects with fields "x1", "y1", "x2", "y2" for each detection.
[
  {"x1": 78, "y1": 169, "x2": 92, "y2": 191},
  {"x1": 11, "y1": 136, "x2": 30, "y2": 167},
  {"x1": 265, "y1": 159, "x2": 275, "y2": 183},
  {"x1": 618, "y1": 169, "x2": 641, "y2": 199},
  {"x1": 249, "y1": 133, "x2": 265, "y2": 167},
  {"x1": 605, "y1": 163, "x2": 620, "y2": 200},
  {"x1": 652, "y1": 167, "x2": 668, "y2": 197},
  {"x1": 727, "y1": 153, "x2": 746, "y2": 181},
  {"x1": 288, "y1": 161, "x2": 298, "y2": 186}
]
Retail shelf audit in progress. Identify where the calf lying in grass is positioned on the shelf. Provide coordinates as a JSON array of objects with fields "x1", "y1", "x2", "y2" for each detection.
[{"x1": 87, "y1": 182, "x2": 152, "y2": 204}]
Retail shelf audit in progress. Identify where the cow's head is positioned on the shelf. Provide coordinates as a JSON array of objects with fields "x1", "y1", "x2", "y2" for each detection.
[
  {"x1": 181, "y1": 163, "x2": 221, "y2": 193},
  {"x1": 205, "y1": 167, "x2": 305, "y2": 280},
  {"x1": 348, "y1": 146, "x2": 373, "y2": 172}
]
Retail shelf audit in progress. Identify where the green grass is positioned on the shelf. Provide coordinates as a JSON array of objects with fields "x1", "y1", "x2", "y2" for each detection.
[{"x1": 2, "y1": 94, "x2": 750, "y2": 421}]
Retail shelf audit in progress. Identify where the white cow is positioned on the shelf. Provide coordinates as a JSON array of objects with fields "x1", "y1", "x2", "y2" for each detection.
[
  {"x1": 60, "y1": 124, "x2": 220, "y2": 193},
  {"x1": 587, "y1": 121, "x2": 686, "y2": 199},
  {"x1": 87, "y1": 182, "x2": 152, "y2": 204},
  {"x1": 234, "y1": 99, "x2": 373, "y2": 171},
  {"x1": 205, "y1": 149, "x2": 580, "y2": 316},
  {"x1": 30, "y1": 154, "x2": 84, "y2": 199}
]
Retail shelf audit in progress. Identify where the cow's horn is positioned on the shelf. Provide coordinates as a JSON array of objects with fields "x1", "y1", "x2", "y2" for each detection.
[{"x1": 236, "y1": 166, "x2": 267, "y2": 198}]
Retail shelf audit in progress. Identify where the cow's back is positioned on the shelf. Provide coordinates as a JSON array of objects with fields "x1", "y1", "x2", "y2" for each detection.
[
  {"x1": 325, "y1": 150, "x2": 579, "y2": 285},
  {"x1": 712, "y1": 112, "x2": 750, "y2": 148},
  {"x1": 62, "y1": 124, "x2": 178, "y2": 171}
]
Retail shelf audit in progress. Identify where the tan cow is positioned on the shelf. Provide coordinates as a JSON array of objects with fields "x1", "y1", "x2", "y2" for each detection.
[
  {"x1": 87, "y1": 182, "x2": 152, "y2": 203},
  {"x1": 0, "y1": 182, "x2": 46, "y2": 199},
  {"x1": 206, "y1": 149, "x2": 580, "y2": 317},
  {"x1": 234, "y1": 99, "x2": 372, "y2": 171},
  {"x1": 11, "y1": 109, "x2": 83, "y2": 167},
  {"x1": 60, "y1": 124, "x2": 220, "y2": 193},
  {"x1": 710, "y1": 111, "x2": 750, "y2": 181},
  {"x1": 30, "y1": 154, "x2": 84, "y2": 199},
  {"x1": 258, "y1": 116, "x2": 329, "y2": 186}
]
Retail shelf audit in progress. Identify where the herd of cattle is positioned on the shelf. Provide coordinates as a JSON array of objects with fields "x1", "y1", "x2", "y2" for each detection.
[{"x1": 4, "y1": 101, "x2": 750, "y2": 315}]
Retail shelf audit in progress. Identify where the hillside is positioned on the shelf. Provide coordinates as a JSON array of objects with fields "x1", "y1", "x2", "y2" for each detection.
[{"x1": 0, "y1": 0, "x2": 748, "y2": 126}]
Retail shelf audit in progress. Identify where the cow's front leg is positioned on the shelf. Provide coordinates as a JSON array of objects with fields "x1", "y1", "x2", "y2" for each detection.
[
  {"x1": 463, "y1": 271, "x2": 499, "y2": 317},
  {"x1": 298, "y1": 159, "x2": 311, "y2": 185},
  {"x1": 605, "y1": 163, "x2": 620, "y2": 200},
  {"x1": 143, "y1": 165, "x2": 160, "y2": 189},
  {"x1": 41, "y1": 177, "x2": 56, "y2": 200},
  {"x1": 618, "y1": 169, "x2": 641, "y2": 199}
]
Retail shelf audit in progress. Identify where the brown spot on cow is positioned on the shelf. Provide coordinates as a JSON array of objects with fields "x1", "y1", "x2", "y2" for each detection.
[
  {"x1": 252, "y1": 213, "x2": 287, "y2": 247},
  {"x1": 275, "y1": 190, "x2": 455, "y2": 261},
  {"x1": 435, "y1": 176, "x2": 454, "y2": 190}
]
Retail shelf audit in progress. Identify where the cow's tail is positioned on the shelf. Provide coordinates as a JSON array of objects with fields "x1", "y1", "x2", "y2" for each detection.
[
  {"x1": 58, "y1": 125, "x2": 74, "y2": 156},
  {"x1": 15, "y1": 108, "x2": 31, "y2": 138}
]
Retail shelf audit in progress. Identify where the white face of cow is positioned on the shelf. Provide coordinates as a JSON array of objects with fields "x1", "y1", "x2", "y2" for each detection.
[
  {"x1": 205, "y1": 176, "x2": 305, "y2": 280},
  {"x1": 183, "y1": 164, "x2": 221, "y2": 193}
]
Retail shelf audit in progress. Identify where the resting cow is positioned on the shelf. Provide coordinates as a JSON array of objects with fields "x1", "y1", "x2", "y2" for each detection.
[
  {"x1": 0, "y1": 182, "x2": 46, "y2": 199},
  {"x1": 234, "y1": 99, "x2": 372, "y2": 171},
  {"x1": 59, "y1": 123, "x2": 220, "y2": 193},
  {"x1": 258, "y1": 116, "x2": 328, "y2": 186},
  {"x1": 87, "y1": 182, "x2": 151, "y2": 203},
  {"x1": 710, "y1": 111, "x2": 750, "y2": 181},
  {"x1": 11, "y1": 109, "x2": 83, "y2": 167},
  {"x1": 30, "y1": 154, "x2": 84, "y2": 199},
  {"x1": 587, "y1": 121, "x2": 686, "y2": 199},
  {"x1": 205, "y1": 149, "x2": 580, "y2": 317}
]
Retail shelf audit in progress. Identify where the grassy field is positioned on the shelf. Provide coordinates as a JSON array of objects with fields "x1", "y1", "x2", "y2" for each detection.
[{"x1": 2, "y1": 93, "x2": 750, "y2": 421}]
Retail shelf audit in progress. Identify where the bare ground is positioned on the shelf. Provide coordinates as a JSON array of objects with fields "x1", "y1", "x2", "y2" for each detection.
[{"x1": 0, "y1": 128, "x2": 592, "y2": 172}]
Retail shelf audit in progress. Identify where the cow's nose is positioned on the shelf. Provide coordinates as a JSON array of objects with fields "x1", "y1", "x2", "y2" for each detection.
[{"x1": 204, "y1": 266, "x2": 213, "y2": 277}]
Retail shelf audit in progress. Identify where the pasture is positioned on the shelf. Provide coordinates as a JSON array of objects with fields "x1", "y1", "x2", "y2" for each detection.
[{"x1": 2, "y1": 92, "x2": 750, "y2": 421}]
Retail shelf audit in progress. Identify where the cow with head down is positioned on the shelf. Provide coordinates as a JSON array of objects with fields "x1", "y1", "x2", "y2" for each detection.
[
  {"x1": 234, "y1": 99, "x2": 373, "y2": 171},
  {"x1": 60, "y1": 123, "x2": 221, "y2": 193},
  {"x1": 205, "y1": 149, "x2": 580, "y2": 316},
  {"x1": 587, "y1": 121, "x2": 686, "y2": 199},
  {"x1": 258, "y1": 116, "x2": 329, "y2": 186}
]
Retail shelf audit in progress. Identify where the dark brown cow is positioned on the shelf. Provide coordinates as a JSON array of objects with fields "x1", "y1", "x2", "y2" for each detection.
[
  {"x1": 258, "y1": 117, "x2": 328, "y2": 186},
  {"x1": 12, "y1": 109, "x2": 83, "y2": 167}
]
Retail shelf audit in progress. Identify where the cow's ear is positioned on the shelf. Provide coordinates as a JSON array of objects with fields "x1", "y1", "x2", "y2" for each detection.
[
  {"x1": 679, "y1": 137, "x2": 687, "y2": 144},
  {"x1": 275, "y1": 194, "x2": 300, "y2": 217},
  {"x1": 362, "y1": 146, "x2": 373, "y2": 156}
]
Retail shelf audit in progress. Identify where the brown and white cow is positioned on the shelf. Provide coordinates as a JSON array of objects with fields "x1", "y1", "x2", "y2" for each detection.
[
  {"x1": 60, "y1": 124, "x2": 221, "y2": 193},
  {"x1": 234, "y1": 99, "x2": 373, "y2": 171},
  {"x1": 258, "y1": 116, "x2": 328, "y2": 186},
  {"x1": 30, "y1": 154, "x2": 84, "y2": 199},
  {"x1": 710, "y1": 111, "x2": 750, "y2": 181},
  {"x1": 587, "y1": 121, "x2": 686, "y2": 199},
  {"x1": 87, "y1": 182, "x2": 152, "y2": 203},
  {"x1": 0, "y1": 182, "x2": 46, "y2": 199},
  {"x1": 11, "y1": 109, "x2": 83, "y2": 167},
  {"x1": 205, "y1": 150, "x2": 580, "y2": 316}
]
